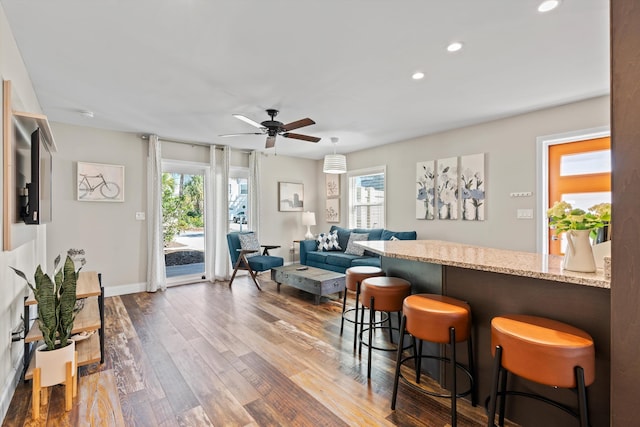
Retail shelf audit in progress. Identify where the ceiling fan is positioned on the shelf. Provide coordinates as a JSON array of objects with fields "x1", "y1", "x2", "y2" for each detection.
[{"x1": 220, "y1": 109, "x2": 321, "y2": 148}]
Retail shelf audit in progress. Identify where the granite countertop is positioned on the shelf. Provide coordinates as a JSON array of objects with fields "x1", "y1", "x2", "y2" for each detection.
[{"x1": 357, "y1": 240, "x2": 610, "y2": 289}]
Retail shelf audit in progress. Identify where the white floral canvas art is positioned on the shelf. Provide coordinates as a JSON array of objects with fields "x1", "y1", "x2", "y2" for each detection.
[
  {"x1": 326, "y1": 198, "x2": 339, "y2": 223},
  {"x1": 436, "y1": 157, "x2": 458, "y2": 220},
  {"x1": 416, "y1": 160, "x2": 435, "y2": 220},
  {"x1": 460, "y1": 153, "x2": 486, "y2": 221}
]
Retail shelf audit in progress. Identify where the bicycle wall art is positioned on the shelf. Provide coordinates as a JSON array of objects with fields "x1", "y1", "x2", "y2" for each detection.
[{"x1": 77, "y1": 162, "x2": 125, "y2": 202}]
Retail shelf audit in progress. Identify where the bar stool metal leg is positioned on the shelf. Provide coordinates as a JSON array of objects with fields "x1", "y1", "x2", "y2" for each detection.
[
  {"x1": 368, "y1": 296, "x2": 375, "y2": 379},
  {"x1": 391, "y1": 314, "x2": 407, "y2": 410},
  {"x1": 487, "y1": 345, "x2": 502, "y2": 427},
  {"x1": 576, "y1": 367, "x2": 589, "y2": 427},
  {"x1": 353, "y1": 284, "x2": 360, "y2": 352},
  {"x1": 340, "y1": 288, "x2": 348, "y2": 335},
  {"x1": 450, "y1": 327, "x2": 457, "y2": 427}
]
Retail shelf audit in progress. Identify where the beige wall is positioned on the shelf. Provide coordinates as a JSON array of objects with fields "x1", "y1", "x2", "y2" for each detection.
[
  {"x1": 316, "y1": 96, "x2": 610, "y2": 252},
  {"x1": 47, "y1": 123, "x2": 148, "y2": 290},
  {"x1": 259, "y1": 153, "x2": 319, "y2": 259}
]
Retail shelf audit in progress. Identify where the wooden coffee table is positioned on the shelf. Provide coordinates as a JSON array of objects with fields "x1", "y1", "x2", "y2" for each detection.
[{"x1": 271, "y1": 264, "x2": 346, "y2": 305}]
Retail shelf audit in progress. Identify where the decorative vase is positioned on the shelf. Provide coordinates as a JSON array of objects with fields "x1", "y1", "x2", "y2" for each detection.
[
  {"x1": 35, "y1": 340, "x2": 75, "y2": 387},
  {"x1": 563, "y1": 229, "x2": 596, "y2": 273}
]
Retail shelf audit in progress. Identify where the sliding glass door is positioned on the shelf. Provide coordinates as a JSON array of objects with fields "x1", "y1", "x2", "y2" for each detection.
[{"x1": 162, "y1": 161, "x2": 209, "y2": 284}]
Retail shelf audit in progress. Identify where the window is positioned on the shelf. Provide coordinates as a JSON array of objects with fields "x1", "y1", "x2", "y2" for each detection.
[
  {"x1": 348, "y1": 166, "x2": 386, "y2": 229},
  {"x1": 229, "y1": 167, "x2": 249, "y2": 231}
]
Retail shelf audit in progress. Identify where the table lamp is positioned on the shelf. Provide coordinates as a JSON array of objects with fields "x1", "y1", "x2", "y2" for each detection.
[{"x1": 302, "y1": 211, "x2": 316, "y2": 240}]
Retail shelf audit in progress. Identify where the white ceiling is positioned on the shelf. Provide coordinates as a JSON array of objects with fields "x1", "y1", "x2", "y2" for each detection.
[{"x1": 1, "y1": 0, "x2": 609, "y2": 159}]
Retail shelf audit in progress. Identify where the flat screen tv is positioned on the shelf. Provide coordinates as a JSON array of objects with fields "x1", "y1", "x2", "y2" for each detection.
[{"x1": 21, "y1": 128, "x2": 52, "y2": 224}]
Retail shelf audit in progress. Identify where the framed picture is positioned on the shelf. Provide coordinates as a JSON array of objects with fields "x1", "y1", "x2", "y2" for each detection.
[
  {"x1": 279, "y1": 182, "x2": 304, "y2": 211},
  {"x1": 325, "y1": 174, "x2": 340, "y2": 198},
  {"x1": 326, "y1": 199, "x2": 339, "y2": 223},
  {"x1": 77, "y1": 162, "x2": 125, "y2": 202}
]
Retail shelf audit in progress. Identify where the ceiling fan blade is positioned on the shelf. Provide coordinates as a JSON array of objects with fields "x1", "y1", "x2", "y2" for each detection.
[
  {"x1": 283, "y1": 118, "x2": 315, "y2": 132},
  {"x1": 233, "y1": 114, "x2": 264, "y2": 129},
  {"x1": 282, "y1": 133, "x2": 321, "y2": 143},
  {"x1": 219, "y1": 132, "x2": 264, "y2": 137},
  {"x1": 265, "y1": 136, "x2": 276, "y2": 148}
]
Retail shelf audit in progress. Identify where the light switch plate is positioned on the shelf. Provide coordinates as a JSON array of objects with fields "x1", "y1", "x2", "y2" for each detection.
[
  {"x1": 135, "y1": 212, "x2": 145, "y2": 220},
  {"x1": 517, "y1": 209, "x2": 533, "y2": 219}
]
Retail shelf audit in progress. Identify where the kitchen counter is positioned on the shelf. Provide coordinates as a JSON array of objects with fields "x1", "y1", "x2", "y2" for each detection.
[{"x1": 357, "y1": 240, "x2": 609, "y2": 289}]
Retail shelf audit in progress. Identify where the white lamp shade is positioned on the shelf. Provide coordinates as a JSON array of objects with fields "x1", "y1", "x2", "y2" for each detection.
[
  {"x1": 302, "y1": 211, "x2": 316, "y2": 226},
  {"x1": 323, "y1": 154, "x2": 347, "y2": 174},
  {"x1": 302, "y1": 211, "x2": 316, "y2": 239}
]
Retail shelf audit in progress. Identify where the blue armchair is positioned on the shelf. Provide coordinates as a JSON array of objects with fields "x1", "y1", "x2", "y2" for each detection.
[{"x1": 227, "y1": 232, "x2": 284, "y2": 290}]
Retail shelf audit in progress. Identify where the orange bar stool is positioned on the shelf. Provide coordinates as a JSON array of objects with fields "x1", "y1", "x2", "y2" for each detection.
[
  {"x1": 486, "y1": 315, "x2": 595, "y2": 427},
  {"x1": 341, "y1": 266, "x2": 385, "y2": 351},
  {"x1": 391, "y1": 294, "x2": 476, "y2": 427},
  {"x1": 359, "y1": 276, "x2": 411, "y2": 379}
]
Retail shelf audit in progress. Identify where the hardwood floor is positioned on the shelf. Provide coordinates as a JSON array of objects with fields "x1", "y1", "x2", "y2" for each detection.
[{"x1": 3, "y1": 275, "x2": 518, "y2": 426}]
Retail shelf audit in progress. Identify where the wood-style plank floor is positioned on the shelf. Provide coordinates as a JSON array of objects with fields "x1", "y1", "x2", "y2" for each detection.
[{"x1": 3, "y1": 274, "x2": 518, "y2": 426}]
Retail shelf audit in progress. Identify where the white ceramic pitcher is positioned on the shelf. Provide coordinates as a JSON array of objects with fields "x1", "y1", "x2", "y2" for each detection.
[{"x1": 563, "y1": 229, "x2": 596, "y2": 273}]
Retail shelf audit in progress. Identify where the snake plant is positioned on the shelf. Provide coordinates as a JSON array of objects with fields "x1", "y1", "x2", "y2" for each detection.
[{"x1": 11, "y1": 253, "x2": 81, "y2": 351}]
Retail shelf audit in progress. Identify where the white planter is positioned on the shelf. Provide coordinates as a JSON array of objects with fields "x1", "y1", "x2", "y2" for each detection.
[{"x1": 35, "y1": 340, "x2": 75, "y2": 387}]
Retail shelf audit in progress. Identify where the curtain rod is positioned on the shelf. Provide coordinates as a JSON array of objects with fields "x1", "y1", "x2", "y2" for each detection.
[{"x1": 139, "y1": 134, "x2": 252, "y2": 153}]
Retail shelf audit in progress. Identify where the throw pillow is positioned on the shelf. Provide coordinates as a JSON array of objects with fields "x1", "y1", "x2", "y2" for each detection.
[
  {"x1": 238, "y1": 233, "x2": 260, "y2": 258},
  {"x1": 316, "y1": 230, "x2": 341, "y2": 251},
  {"x1": 344, "y1": 233, "x2": 369, "y2": 256}
]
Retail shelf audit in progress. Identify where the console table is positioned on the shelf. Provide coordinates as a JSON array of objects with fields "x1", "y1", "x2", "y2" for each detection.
[{"x1": 23, "y1": 271, "x2": 104, "y2": 381}]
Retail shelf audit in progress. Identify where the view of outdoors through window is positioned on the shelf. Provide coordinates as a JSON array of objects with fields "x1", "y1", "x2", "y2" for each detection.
[
  {"x1": 162, "y1": 172, "x2": 205, "y2": 278},
  {"x1": 349, "y1": 171, "x2": 385, "y2": 229},
  {"x1": 229, "y1": 175, "x2": 248, "y2": 231}
]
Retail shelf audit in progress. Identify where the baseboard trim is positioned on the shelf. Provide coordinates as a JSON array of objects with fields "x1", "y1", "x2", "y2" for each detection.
[
  {"x1": 103, "y1": 282, "x2": 147, "y2": 297},
  {"x1": 0, "y1": 352, "x2": 24, "y2": 424}
]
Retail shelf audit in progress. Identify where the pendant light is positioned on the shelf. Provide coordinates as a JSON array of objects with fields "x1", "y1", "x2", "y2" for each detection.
[{"x1": 323, "y1": 137, "x2": 347, "y2": 174}]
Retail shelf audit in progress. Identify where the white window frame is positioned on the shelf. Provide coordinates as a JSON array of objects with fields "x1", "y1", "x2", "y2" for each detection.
[
  {"x1": 535, "y1": 126, "x2": 610, "y2": 254},
  {"x1": 347, "y1": 165, "x2": 386, "y2": 229}
]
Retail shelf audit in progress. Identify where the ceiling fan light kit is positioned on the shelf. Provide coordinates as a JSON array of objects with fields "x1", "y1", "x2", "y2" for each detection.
[{"x1": 323, "y1": 137, "x2": 347, "y2": 174}]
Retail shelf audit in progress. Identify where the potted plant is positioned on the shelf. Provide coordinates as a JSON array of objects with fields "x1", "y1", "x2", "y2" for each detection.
[
  {"x1": 547, "y1": 202, "x2": 611, "y2": 272},
  {"x1": 10, "y1": 250, "x2": 85, "y2": 388}
]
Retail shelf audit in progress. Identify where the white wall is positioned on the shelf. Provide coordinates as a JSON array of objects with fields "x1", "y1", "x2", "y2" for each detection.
[
  {"x1": 47, "y1": 123, "x2": 148, "y2": 290},
  {"x1": 0, "y1": 4, "x2": 46, "y2": 421},
  {"x1": 316, "y1": 96, "x2": 610, "y2": 252},
  {"x1": 259, "y1": 153, "x2": 319, "y2": 259}
]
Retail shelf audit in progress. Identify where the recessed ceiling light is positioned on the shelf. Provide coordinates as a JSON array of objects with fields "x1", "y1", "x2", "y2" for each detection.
[
  {"x1": 412, "y1": 71, "x2": 425, "y2": 80},
  {"x1": 447, "y1": 42, "x2": 463, "y2": 52},
  {"x1": 538, "y1": 0, "x2": 561, "y2": 13}
]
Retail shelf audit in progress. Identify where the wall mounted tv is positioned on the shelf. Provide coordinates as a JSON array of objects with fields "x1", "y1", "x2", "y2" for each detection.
[{"x1": 19, "y1": 128, "x2": 52, "y2": 224}]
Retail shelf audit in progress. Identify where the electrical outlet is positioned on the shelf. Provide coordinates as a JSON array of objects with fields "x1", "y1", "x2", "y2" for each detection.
[{"x1": 135, "y1": 212, "x2": 145, "y2": 220}]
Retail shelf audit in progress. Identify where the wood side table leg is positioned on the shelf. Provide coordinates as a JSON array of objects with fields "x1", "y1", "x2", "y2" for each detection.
[{"x1": 32, "y1": 367, "x2": 41, "y2": 419}]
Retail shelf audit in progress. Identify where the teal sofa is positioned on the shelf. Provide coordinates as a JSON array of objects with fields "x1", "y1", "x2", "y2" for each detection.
[{"x1": 299, "y1": 226, "x2": 417, "y2": 273}]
